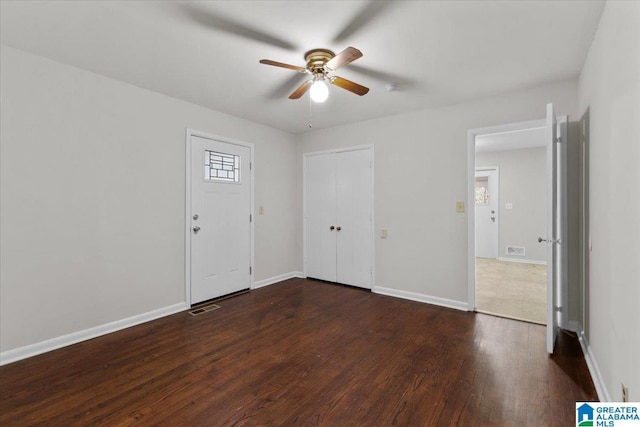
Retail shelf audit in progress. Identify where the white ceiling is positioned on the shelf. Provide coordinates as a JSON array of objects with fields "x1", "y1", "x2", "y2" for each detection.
[
  {"x1": 0, "y1": 1, "x2": 604, "y2": 134},
  {"x1": 475, "y1": 126, "x2": 546, "y2": 153}
]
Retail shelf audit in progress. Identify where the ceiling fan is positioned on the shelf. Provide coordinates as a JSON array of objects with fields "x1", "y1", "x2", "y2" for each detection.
[{"x1": 260, "y1": 47, "x2": 370, "y2": 103}]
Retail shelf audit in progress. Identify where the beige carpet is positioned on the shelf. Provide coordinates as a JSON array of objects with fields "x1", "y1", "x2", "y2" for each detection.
[{"x1": 475, "y1": 258, "x2": 547, "y2": 324}]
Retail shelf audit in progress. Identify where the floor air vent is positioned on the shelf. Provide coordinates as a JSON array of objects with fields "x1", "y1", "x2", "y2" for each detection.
[
  {"x1": 189, "y1": 303, "x2": 221, "y2": 316},
  {"x1": 506, "y1": 245, "x2": 526, "y2": 256}
]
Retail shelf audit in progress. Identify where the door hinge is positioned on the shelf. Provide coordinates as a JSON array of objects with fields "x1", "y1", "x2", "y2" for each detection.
[
  {"x1": 250, "y1": 266, "x2": 252, "y2": 275},
  {"x1": 555, "y1": 137, "x2": 562, "y2": 143},
  {"x1": 555, "y1": 305, "x2": 562, "y2": 312},
  {"x1": 250, "y1": 162, "x2": 252, "y2": 170},
  {"x1": 250, "y1": 214, "x2": 252, "y2": 222}
]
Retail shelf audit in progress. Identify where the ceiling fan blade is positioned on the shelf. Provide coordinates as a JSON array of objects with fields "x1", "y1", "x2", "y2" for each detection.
[
  {"x1": 325, "y1": 47, "x2": 363, "y2": 72},
  {"x1": 330, "y1": 76, "x2": 369, "y2": 96},
  {"x1": 267, "y1": 73, "x2": 309, "y2": 99},
  {"x1": 289, "y1": 80, "x2": 313, "y2": 99},
  {"x1": 333, "y1": 0, "x2": 393, "y2": 43},
  {"x1": 179, "y1": 4, "x2": 296, "y2": 51},
  {"x1": 260, "y1": 59, "x2": 309, "y2": 73}
]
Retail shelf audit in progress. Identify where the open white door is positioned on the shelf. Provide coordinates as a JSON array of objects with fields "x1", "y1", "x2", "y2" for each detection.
[{"x1": 544, "y1": 103, "x2": 559, "y2": 354}]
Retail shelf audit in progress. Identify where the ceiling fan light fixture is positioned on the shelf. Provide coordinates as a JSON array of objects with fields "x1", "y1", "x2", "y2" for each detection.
[{"x1": 310, "y1": 79, "x2": 329, "y2": 103}]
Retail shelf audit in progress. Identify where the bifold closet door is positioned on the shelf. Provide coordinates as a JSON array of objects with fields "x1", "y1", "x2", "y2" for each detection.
[
  {"x1": 304, "y1": 148, "x2": 373, "y2": 289},
  {"x1": 305, "y1": 153, "x2": 337, "y2": 282},
  {"x1": 336, "y1": 149, "x2": 373, "y2": 288}
]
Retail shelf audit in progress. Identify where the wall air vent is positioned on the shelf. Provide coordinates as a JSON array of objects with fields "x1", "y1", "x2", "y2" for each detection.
[{"x1": 506, "y1": 246, "x2": 526, "y2": 256}]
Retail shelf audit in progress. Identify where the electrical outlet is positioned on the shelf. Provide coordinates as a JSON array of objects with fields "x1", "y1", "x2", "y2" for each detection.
[{"x1": 622, "y1": 383, "x2": 629, "y2": 402}]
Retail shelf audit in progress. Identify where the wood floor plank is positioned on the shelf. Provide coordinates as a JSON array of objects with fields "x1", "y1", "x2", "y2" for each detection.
[{"x1": 0, "y1": 279, "x2": 597, "y2": 426}]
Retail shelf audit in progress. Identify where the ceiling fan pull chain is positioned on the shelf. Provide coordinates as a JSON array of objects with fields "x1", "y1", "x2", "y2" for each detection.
[{"x1": 308, "y1": 95, "x2": 313, "y2": 129}]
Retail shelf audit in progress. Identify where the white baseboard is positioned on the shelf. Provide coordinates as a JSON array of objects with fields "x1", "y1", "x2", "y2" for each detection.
[
  {"x1": 373, "y1": 286, "x2": 468, "y2": 311},
  {"x1": 573, "y1": 323, "x2": 610, "y2": 402},
  {"x1": 0, "y1": 302, "x2": 187, "y2": 366},
  {"x1": 252, "y1": 271, "x2": 305, "y2": 289},
  {"x1": 497, "y1": 257, "x2": 547, "y2": 265}
]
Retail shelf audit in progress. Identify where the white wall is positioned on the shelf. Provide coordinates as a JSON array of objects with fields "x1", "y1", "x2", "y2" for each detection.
[
  {"x1": 476, "y1": 147, "x2": 547, "y2": 263},
  {"x1": 298, "y1": 79, "x2": 579, "y2": 305},
  {"x1": 577, "y1": 1, "x2": 640, "y2": 401},
  {"x1": 0, "y1": 46, "x2": 301, "y2": 354}
]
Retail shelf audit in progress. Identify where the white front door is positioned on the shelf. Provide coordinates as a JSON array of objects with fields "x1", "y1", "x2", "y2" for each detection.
[
  {"x1": 475, "y1": 168, "x2": 499, "y2": 259},
  {"x1": 190, "y1": 135, "x2": 252, "y2": 304},
  {"x1": 544, "y1": 103, "x2": 559, "y2": 354},
  {"x1": 304, "y1": 148, "x2": 373, "y2": 289}
]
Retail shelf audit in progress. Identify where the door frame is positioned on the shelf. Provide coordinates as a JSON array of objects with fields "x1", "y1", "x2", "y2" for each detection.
[
  {"x1": 184, "y1": 128, "x2": 255, "y2": 306},
  {"x1": 467, "y1": 117, "x2": 569, "y2": 318},
  {"x1": 474, "y1": 166, "x2": 500, "y2": 260},
  {"x1": 302, "y1": 145, "x2": 375, "y2": 287}
]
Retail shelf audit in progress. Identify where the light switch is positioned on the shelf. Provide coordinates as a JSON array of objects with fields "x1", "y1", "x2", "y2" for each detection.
[
  {"x1": 505, "y1": 203, "x2": 513, "y2": 210},
  {"x1": 456, "y1": 202, "x2": 465, "y2": 213},
  {"x1": 258, "y1": 206, "x2": 265, "y2": 215},
  {"x1": 381, "y1": 229, "x2": 388, "y2": 239}
]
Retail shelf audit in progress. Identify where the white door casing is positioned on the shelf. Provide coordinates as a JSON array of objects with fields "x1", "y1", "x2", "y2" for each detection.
[
  {"x1": 544, "y1": 103, "x2": 559, "y2": 354},
  {"x1": 187, "y1": 132, "x2": 253, "y2": 305},
  {"x1": 304, "y1": 147, "x2": 374, "y2": 289},
  {"x1": 474, "y1": 168, "x2": 499, "y2": 259}
]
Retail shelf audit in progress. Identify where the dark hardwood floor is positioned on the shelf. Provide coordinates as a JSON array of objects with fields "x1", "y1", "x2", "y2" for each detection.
[{"x1": 0, "y1": 279, "x2": 597, "y2": 426}]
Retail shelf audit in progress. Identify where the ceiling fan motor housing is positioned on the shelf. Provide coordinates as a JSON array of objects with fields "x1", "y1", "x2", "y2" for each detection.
[{"x1": 304, "y1": 49, "x2": 335, "y2": 75}]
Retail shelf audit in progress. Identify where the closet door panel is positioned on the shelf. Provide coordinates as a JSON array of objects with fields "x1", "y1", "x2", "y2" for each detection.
[
  {"x1": 336, "y1": 149, "x2": 373, "y2": 289},
  {"x1": 304, "y1": 153, "x2": 337, "y2": 282}
]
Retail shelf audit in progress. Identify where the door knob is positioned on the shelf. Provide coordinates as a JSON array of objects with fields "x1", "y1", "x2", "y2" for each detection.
[
  {"x1": 330, "y1": 226, "x2": 335, "y2": 231},
  {"x1": 336, "y1": 226, "x2": 342, "y2": 231},
  {"x1": 193, "y1": 226, "x2": 201, "y2": 233},
  {"x1": 538, "y1": 237, "x2": 560, "y2": 243}
]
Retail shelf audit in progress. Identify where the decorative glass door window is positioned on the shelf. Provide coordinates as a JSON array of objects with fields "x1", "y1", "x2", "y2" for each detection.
[
  {"x1": 205, "y1": 150, "x2": 240, "y2": 182},
  {"x1": 475, "y1": 176, "x2": 489, "y2": 205}
]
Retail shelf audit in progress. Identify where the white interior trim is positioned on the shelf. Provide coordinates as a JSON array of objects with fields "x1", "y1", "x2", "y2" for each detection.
[
  {"x1": 252, "y1": 271, "x2": 305, "y2": 289},
  {"x1": 497, "y1": 257, "x2": 547, "y2": 265},
  {"x1": 374, "y1": 286, "x2": 468, "y2": 312},
  {"x1": 0, "y1": 303, "x2": 187, "y2": 366},
  {"x1": 574, "y1": 323, "x2": 609, "y2": 402},
  {"x1": 467, "y1": 119, "x2": 546, "y2": 312},
  {"x1": 185, "y1": 128, "x2": 255, "y2": 307},
  {"x1": 557, "y1": 116, "x2": 569, "y2": 329}
]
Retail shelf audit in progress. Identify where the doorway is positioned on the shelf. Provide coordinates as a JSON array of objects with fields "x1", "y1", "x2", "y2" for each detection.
[
  {"x1": 474, "y1": 128, "x2": 548, "y2": 324},
  {"x1": 185, "y1": 129, "x2": 254, "y2": 305},
  {"x1": 468, "y1": 104, "x2": 567, "y2": 354}
]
